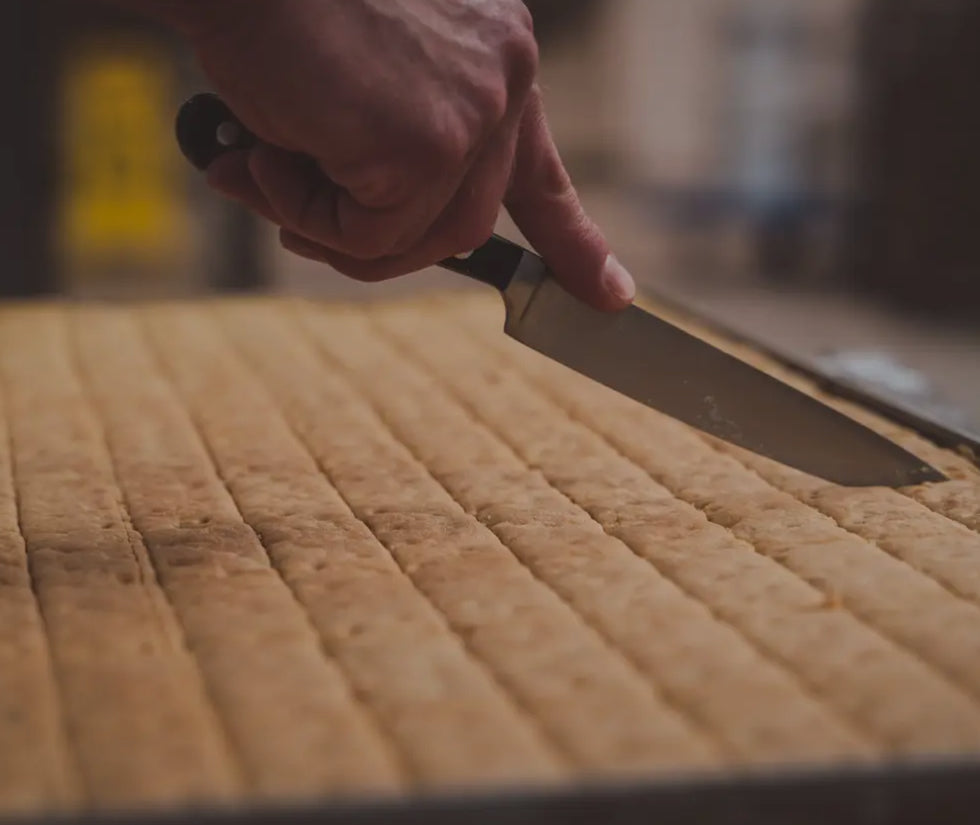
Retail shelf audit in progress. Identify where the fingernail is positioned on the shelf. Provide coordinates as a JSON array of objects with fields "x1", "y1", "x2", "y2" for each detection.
[{"x1": 601, "y1": 255, "x2": 636, "y2": 306}]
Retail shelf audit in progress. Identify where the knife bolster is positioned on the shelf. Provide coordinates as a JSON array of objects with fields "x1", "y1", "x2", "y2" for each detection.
[{"x1": 439, "y1": 235, "x2": 523, "y2": 293}]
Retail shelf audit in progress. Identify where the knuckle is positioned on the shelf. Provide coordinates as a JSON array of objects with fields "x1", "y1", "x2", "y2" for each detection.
[
  {"x1": 423, "y1": 120, "x2": 471, "y2": 169},
  {"x1": 501, "y1": 12, "x2": 539, "y2": 90},
  {"x1": 347, "y1": 164, "x2": 412, "y2": 210},
  {"x1": 527, "y1": 148, "x2": 572, "y2": 200},
  {"x1": 471, "y1": 80, "x2": 509, "y2": 130},
  {"x1": 510, "y1": 0, "x2": 535, "y2": 32}
]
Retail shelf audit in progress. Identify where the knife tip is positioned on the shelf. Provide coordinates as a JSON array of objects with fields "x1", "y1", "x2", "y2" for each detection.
[
  {"x1": 903, "y1": 465, "x2": 949, "y2": 486},
  {"x1": 836, "y1": 461, "x2": 947, "y2": 488}
]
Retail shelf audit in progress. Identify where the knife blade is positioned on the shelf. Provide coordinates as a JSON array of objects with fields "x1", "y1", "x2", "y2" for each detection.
[{"x1": 175, "y1": 93, "x2": 945, "y2": 487}]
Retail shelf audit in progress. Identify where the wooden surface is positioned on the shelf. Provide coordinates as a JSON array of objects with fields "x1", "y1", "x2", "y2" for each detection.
[{"x1": 1, "y1": 293, "x2": 979, "y2": 817}]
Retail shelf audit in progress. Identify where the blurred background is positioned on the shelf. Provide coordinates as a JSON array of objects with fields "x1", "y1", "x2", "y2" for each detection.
[{"x1": 2, "y1": 0, "x2": 978, "y2": 435}]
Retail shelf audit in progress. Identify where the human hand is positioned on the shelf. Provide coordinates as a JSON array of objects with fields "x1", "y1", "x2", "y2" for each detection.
[{"x1": 158, "y1": 0, "x2": 636, "y2": 309}]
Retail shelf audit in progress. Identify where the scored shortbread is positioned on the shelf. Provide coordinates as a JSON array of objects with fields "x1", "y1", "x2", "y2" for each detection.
[{"x1": 0, "y1": 295, "x2": 978, "y2": 816}]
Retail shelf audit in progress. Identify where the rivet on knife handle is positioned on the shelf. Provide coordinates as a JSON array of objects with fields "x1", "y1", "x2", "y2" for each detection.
[{"x1": 175, "y1": 93, "x2": 256, "y2": 170}]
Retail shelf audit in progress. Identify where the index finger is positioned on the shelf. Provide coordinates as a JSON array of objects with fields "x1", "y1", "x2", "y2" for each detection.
[{"x1": 504, "y1": 90, "x2": 635, "y2": 311}]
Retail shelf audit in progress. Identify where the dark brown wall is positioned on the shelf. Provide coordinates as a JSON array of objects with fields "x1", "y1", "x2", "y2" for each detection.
[{"x1": 853, "y1": 0, "x2": 980, "y2": 318}]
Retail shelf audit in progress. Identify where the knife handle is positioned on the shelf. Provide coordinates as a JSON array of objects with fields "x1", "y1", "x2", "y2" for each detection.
[{"x1": 175, "y1": 93, "x2": 523, "y2": 292}]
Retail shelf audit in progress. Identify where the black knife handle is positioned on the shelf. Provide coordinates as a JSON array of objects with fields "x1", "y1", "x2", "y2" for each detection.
[
  {"x1": 175, "y1": 92, "x2": 522, "y2": 293},
  {"x1": 175, "y1": 92, "x2": 255, "y2": 170}
]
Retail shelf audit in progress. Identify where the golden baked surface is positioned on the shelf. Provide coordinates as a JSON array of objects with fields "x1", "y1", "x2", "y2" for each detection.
[{"x1": 1, "y1": 294, "x2": 979, "y2": 815}]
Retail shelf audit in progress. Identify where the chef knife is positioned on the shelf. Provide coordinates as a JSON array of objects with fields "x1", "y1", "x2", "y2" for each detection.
[{"x1": 175, "y1": 93, "x2": 945, "y2": 487}]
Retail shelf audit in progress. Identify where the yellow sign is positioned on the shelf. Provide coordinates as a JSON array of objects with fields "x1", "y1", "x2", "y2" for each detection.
[{"x1": 60, "y1": 40, "x2": 185, "y2": 266}]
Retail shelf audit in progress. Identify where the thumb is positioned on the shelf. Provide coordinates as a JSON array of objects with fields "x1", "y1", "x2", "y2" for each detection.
[{"x1": 504, "y1": 90, "x2": 635, "y2": 311}]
